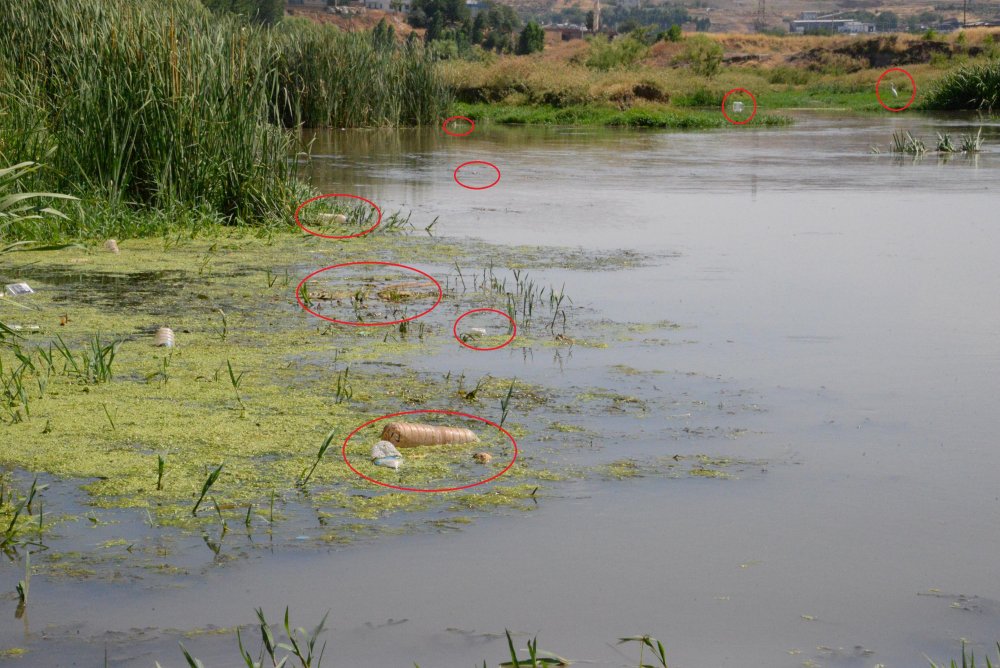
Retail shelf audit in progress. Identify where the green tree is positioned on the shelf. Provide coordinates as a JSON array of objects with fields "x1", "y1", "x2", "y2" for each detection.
[
  {"x1": 585, "y1": 10, "x2": 595, "y2": 31},
  {"x1": 373, "y1": 18, "x2": 396, "y2": 49},
  {"x1": 517, "y1": 21, "x2": 545, "y2": 54},
  {"x1": 472, "y1": 12, "x2": 486, "y2": 43},
  {"x1": 666, "y1": 24, "x2": 682, "y2": 41},
  {"x1": 676, "y1": 34, "x2": 722, "y2": 76}
]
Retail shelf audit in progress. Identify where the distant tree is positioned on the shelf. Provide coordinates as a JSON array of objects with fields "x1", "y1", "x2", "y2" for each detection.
[
  {"x1": 472, "y1": 12, "x2": 486, "y2": 42},
  {"x1": 426, "y1": 14, "x2": 445, "y2": 41},
  {"x1": 373, "y1": 18, "x2": 396, "y2": 48},
  {"x1": 677, "y1": 33, "x2": 722, "y2": 76},
  {"x1": 585, "y1": 9, "x2": 595, "y2": 31},
  {"x1": 694, "y1": 16, "x2": 710, "y2": 31},
  {"x1": 875, "y1": 10, "x2": 899, "y2": 31},
  {"x1": 516, "y1": 20, "x2": 545, "y2": 54},
  {"x1": 408, "y1": 0, "x2": 470, "y2": 29}
]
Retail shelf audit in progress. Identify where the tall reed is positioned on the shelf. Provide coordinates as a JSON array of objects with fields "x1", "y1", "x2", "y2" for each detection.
[{"x1": 0, "y1": 0, "x2": 449, "y2": 237}]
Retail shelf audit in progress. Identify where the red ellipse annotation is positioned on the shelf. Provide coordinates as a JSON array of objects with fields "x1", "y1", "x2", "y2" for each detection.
[
  {"x1": 442, "y1": 116, "x2": 475, "y2": 137},
  {"x1": 453, "y1": 161, "x2": 501, "y2": 190},
  {"x1": 295, "y1": 261, "x2": 442, "y2": 327},
  {"x1": 721, "y1": 88, "x2": 758, "y2": 125},
  {"x1": 294, "y1": 193, "x2": 382, "y2": 240},
  {"x1": 342, "y1": 409, "x2": 518, "y2": 493},
  {"x1": 453, "y1": 308, "x2": 517, "y2": 351},
  {"x1": 875, "y1": 67, "x2": 916, "y2": 112}
]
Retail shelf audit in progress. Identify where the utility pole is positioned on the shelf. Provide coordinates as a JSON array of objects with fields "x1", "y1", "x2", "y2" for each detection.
[
  {"x1": 755, "y1": 0, "x2": 766, "y2": 31},
  {"x1": 594, "y1": 0, "x2": 600, "y2": 32},
  {"x1": 963, "y1": 0, "x2": 967, "y2": 27}
]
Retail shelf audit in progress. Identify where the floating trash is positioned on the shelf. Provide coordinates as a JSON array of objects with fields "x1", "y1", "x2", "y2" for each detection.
[
  {"x1": 472, "y1": 452, "x2": 493, "y2": 464},
  {"x1": 733, "y1": 101, "x2": 744, "y2": 113},
  {"x1": 4, "y1": 282, "x2": 34, "y2": 296},
  {"x1": 380, "y1": 422, "x2": 480, "y2": 448},
  {"x1": 371, "y1": 440, "x2": 403, "y2": 469},
  {"x1": 104, "y1": 239, "x2": 120, "y2": 254},
  {"x1": 8, "y1": 325, "x2": 41, "y2": 334},
  {"x1": 316, "y1": 213, "x2": 348, "y2": 225},
  {"x1": 154, "y1": 327, "x2": 174, "y2": 348},
  {"x1": 465, "y1": 327, "x2": 487, "y2": 338}
]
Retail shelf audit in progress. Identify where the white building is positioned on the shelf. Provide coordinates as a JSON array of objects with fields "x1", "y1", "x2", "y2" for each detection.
[{"x1": 364, "y1": 0, "x2": 411, "y2": 11}]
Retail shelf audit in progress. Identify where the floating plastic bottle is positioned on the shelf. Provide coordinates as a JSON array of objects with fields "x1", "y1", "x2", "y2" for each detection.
[{"x1": 154, "y1": 327, "x2": 174, "y2": 347}]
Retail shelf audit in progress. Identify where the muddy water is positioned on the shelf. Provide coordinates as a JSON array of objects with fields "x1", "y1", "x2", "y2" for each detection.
[{"x1": 5, "y1": 113, "x2": 1000, "y2": 667}]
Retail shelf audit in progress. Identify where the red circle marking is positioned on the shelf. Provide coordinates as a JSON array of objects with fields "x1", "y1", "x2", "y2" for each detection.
[
  {"x1": 875, "y1": 68, "x2": 916, "y2": 112},
  {"x1": 342, "y1": 409, "x2": 518, "y2": 493},
  {"x1": 294, "y1": 194, "x2": 382, "y2": 240},
  {"x1": 295, "y1": 261, "x2": 442, "y2": 327},
  {"x1": 442, "y1": 116, "x2": 475, "y2": 137},
  {"x1": 721, "y1": 88, "x2": 758, "y2": 125},
  {"x1": 453, "y1": 308, "x2": 517, "y2": 351},
  {"x1": 453, "y1": 161, "x2": 501, "y2": 190}
]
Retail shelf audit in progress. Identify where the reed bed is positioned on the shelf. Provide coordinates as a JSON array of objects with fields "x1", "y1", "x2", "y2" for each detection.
[
  {"x1": 0, "y1": 0, "x2": 448, "y2": 237},
  {"x1": 924, "y1": 58, "x2": 1000, "y2": 111}
]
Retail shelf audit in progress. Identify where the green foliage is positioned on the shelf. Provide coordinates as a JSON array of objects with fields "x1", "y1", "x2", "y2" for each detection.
[
  {"x1": 675, "y1": 34, "x2": 723, "y2": 77},
  {"x1": 201, "y1": 0, "x2": 284, "y2": 24},
  {"x1": 408, "y1": 0, "x2": 469, "y2": 29},
  {"x1": 585, "y1": 35, "x2": 650, "y2": 70},
  {"x1": 0, "y1": 0, "x2": 448, "y2": 239},
  {"x1": 0, "y1": 162, "x2": 78, "y2": 240},
  {"x1": 600, "y1": 3, "x2": 689, "y2": 31},
  {"x1": 664, "y1": 24, "x2": 682, "y2": 42},
  {"x1": 517, "y1": 21, "x2": 545, "y2": 55},
  {"x1": 372, "y1": 18, "x2": 396, "y2": 48},
  {"x1": 924, "y1": 59, "x2": 1000, "y2": 111}
]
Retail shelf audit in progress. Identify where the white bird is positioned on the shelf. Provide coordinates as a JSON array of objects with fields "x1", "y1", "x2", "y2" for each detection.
[{"x1": 890, "y1": 83, "x2": 899, "y2": 97}]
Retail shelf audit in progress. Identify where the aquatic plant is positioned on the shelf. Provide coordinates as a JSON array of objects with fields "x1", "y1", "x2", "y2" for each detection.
[
  {"x1": 925, "y1": 58, "x2": 1000, "y2": 112},
  {"x1": 298, "y1": 429, "x2": 336, "y2": 488},
  {"x1": 890, "y1": 130, "x2": 927, "y2": 154},
  {"x1": 960, "y1": 128, "x2": 984, "y2": 153},
  {"x1": 936, "y1": 133, "x2": 957, "y2": 152},
  {"x1": 334, "y1": 367, "x2": 353, "y2": 405},
  {"x1": 0, "y1": 162, "x2": 78, "y2": 239},
  {"x1": 884, "y1": 129, "x2": 985, "y2": 155},
  {"x1": 191, "y1": 464, "x2": 225, "y2": 517},
  {"x1": 51, "y1": 334, "x2": 120, "y2": 384},
  {"x1": 15, "y1": 551, "x2": 30, "y2": 620},
  {"x1": 499, "y1": 380, "x2": 516, "y2": 428},
  {"x1": 618, "y1": 635, "x2": 670, "y2": 668},
  {"x1": 928, "y1": 641, "x2": 1000, "y2": 668},
  {"x1": 235, "y1": 607, "x2": 329, "y2": 668},
  {"x1": 227, "y1": 359, "x2": 247, "y2": 411},
  {"x1": 156, "y1": 455, "x2": 166, "y2": 492},
  {"x1": 501, "y1": 629, "x2": 572, "y2": 667}
]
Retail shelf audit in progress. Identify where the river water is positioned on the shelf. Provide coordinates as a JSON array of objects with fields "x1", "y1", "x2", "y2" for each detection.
[{"x1": 4, "y1": 112, "x2": 1000, "y2": 667}]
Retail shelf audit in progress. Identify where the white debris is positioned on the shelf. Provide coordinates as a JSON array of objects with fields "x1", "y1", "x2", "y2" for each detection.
[
  {"x1": 371, "y1": 440, "x2": 402, "y2": 459},
  {"x1": 372, "y1": 440, "x2": 403, "y2": 469},
  {"x1": 4, "y1": 282, "x2": 34, "y2": 296}
]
